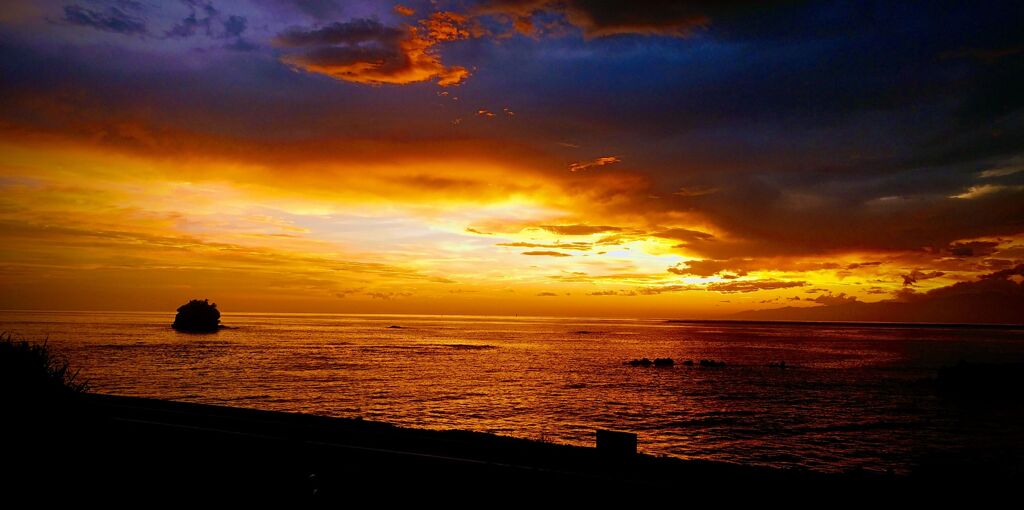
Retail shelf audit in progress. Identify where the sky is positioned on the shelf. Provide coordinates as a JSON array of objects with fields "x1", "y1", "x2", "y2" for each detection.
[{"x1": 1, "y1": 0, "x2": 1023, "y2": 319}]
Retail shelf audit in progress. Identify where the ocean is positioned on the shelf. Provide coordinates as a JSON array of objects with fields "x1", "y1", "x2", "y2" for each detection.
[{"x1": 3, "y1": 310, "x2": 1024, "y2": 474}]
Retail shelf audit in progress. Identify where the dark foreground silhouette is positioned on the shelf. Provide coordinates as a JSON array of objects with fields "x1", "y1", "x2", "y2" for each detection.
[
  {"x1": 172, "y1": 298, "x2": 224, "y2": 333},
  {"x1": 8, "y1": 392, "x2": 1024, "y2": 501},
  {"x1": 6, "y1": 394, "x2": 898, "y2": 500}
]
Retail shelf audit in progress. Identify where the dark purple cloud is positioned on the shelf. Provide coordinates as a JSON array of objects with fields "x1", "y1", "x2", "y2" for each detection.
[
  {"x1": 476, "y1": 0, "x2": 789, "y2": 37},
  {"x1": 62, "y1": 4, "x2": 147, "y2": 35},
  {"x1": 733, "y1": 265, "x2": 1024, "y2": 324}
]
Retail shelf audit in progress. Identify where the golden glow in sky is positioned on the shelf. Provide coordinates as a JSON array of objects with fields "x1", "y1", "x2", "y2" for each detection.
[{"x1": 2, "y1": 135, "x2": 1018, "y2": 318}]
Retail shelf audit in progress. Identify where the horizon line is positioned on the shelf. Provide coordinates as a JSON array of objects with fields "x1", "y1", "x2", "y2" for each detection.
[{"x1": 1, "y1": 309, "x2": 1022, "y2": 328}]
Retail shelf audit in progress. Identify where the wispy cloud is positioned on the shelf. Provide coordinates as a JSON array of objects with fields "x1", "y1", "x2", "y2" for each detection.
[
  {"x1": 569, "y1": 156, "x2": 620, "y2": 172},
  {"x1": 521, "y1": 250, "x2": 572, "y2": 257},
  {"x1": 706, "y1": 280, "x2": 806, "y2": 293}
]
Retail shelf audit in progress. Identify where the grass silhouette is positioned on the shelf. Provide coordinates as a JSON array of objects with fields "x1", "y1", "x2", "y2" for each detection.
[{"x1": 0, "y1": 332, "x2": 87, "y2": 405}]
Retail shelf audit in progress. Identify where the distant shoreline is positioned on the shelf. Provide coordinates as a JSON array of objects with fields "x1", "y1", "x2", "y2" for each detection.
[{"x1": 664, "y1": 319, "x2": 1024, "y2": 329}]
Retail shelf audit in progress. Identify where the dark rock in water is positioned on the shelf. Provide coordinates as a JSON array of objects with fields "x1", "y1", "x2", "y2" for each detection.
[
  {"x1": 937, "y1": 360, "x2": 1024, "y2": 397},
  {"x1": 768, "y1": 361, "x2": 788, "y2": 369},
  {"x1": 682, "y1": 360, "x2": 694, "y2": 366},
  {"x1": 627, "y1": 357, "x2": 675, "y2": 367},
  {"x1": 387, "y1": 325, "x2": 403, "y2": 329},
  {"x1": 172, "y1": 299, "x2": 223, "y2": 333},
  {"x1": 573, "y1": 330, "x2": 593, "y2": 335},
  {"x1": 699, "y1": 359, "x2": 726, "y2": 368},
  {"x1": 627, "y1": 358, "x2": 654, "y2": 367}
]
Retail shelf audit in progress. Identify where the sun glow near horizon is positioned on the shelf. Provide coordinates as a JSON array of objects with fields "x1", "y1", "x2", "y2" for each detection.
[{"x1": 3, "y1": 135, "x2": 1007, "y2": 318}]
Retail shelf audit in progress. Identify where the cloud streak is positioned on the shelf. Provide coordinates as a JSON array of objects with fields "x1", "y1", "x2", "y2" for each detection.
[
  {"x1": 521, "y1": 250, "x2": 572, "y2": 257},
  {"x1": 569, "y1": 156, "x2": 620, "y2": 172}
]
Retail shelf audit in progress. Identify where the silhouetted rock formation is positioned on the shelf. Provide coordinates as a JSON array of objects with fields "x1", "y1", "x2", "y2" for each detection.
[
  {"x1": 387, "y1": 325, "x2": 403, "y2": 329},
  {"x1": 699, "y1": 359, "x2": 726, "y2": 368},
  {"x1": 172, "y1": 299, "x2": 223, "y2": 333},
  {"x1": 627, "y1": 357, "x2": 676, "y2": 368}
]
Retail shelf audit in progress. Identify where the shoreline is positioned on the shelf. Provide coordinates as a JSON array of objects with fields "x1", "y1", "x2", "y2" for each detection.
[{"x1": 11, "y1": 393, "x2": 1016, "y2": 499}]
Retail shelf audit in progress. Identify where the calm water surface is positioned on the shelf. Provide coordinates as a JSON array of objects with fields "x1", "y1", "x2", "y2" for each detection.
[{"x1": 4, "y1": 311, "x2": 1024, "y2": 474}]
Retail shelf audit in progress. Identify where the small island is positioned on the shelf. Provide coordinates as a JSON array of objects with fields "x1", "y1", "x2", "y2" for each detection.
[{"x1": 171, "y1": 299, "x2": 225, "y2": 333}]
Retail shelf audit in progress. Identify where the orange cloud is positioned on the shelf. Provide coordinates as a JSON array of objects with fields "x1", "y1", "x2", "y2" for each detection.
[
  {"x1": 521, "y1": 251, "x2": 571, "y2": 257},
  {"x1": 497, "y1": 241, "x2": 592, "y2": 250},
  {"x1": 705, "y1": 280, "x2": 806, "y2": 293},
  {"x1": 276, "y1": 15, "x2": 470, "y2": 86},
  {"x1": 569, "y1": 156, "x2": 620, "y2": 172},
  {"x1": 540, "y1": 224, "x2": 621, "y2": 235}
]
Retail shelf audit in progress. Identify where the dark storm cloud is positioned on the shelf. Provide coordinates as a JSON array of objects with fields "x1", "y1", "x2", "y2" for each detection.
[
  {"x1": 267, "y1": 0, "x2": 347, "y2": 20},
  {"x1": 901, "y1": 270, "x2": 945, "y2": 287},
  {"x1": 223, "y1": 15, "x2": 248, "y2": 37},
  {"x1": 62, "y1": 4, "x2": 148, "y2": 35},
  {"x1": 164, "y1": 0, "x2": 247, "y2": 40},
  {"x1": 165, "y1": 0, "x2": 217, "y2": 38},
  {"x1": 946, "y1": 241, "x2": 1001, "y2": 258},
  {"x1": 276, "y1": 18, "x2": 405, "y2": 47},
  {"x1": 652, "y1": 228, "x2": 715, "y2": 245},
  {"x1": 656, "y1": 173, "x2": 1024, "y2": 259},
  {"x1": 734, "y1": 265, "x2": 1024, "y2": 323},
  {"x1": 476, "y1": 0, "x2": 793, "y2": 37}
]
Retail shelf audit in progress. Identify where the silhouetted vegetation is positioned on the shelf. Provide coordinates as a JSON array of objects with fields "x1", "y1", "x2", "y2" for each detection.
[
  {"x1": 172, "y1": 298, "x2": 223, "y2": 333},
  {"x1": 0, "y1": 333, "x2": 87, "y2": 406}
]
